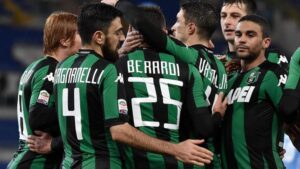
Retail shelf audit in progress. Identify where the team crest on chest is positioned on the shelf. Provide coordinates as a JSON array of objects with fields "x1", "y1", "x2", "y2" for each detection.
[{"x1": 247, "y1": 71, "x2": 261, "y2": 84}]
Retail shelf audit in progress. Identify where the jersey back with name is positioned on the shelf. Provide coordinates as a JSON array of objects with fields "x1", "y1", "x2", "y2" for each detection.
[
  {"x1": 164, "y1": 38, "x2": 227, "y2": 169},
  {"x1": 222, "y1": 61, "x2": 287, "y2": 169},
  {"x1": 8, "y1": 56, "x2": 60, "y2": 169},
  {"x1": 54, "y1": 50, "x2": 127, "y2": 169},
  {"x1": 115, "y1": 48, "x2": 208, "y2": 169}
]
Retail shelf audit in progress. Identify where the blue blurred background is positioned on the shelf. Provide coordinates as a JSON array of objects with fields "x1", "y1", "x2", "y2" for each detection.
[{"x1": 0, "y1": 0, "x2": 299, "y2": 168}]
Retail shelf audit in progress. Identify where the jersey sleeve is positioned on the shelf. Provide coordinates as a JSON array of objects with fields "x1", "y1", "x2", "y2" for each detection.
[
  {"x1": 279, "y1": 48, "x2": 300, "y2": 123},
  {"x1": 285, "y1": 48, "x2": 300, "y2": 90},
  {"x1": 28, "y1": 65, "x2": 58, "y2": 133},
  {"x1": 266, "y1": 49, "x2": 290, "y2": 72},
  {"x1": 185, "y1": 65, "x2": 214, "y2": 139},
  {"x1": 262, "y1": 67, "x2": 286, "y2": 111},
  {"x1": 101, "y1": 64, "x2": 128, "y2": 127},
  {"x1": 116, "y1": 0, "x2": 199, "y2": 65}
]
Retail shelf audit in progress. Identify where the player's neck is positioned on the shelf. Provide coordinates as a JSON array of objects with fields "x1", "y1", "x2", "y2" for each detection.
[
  {"x1": 241, "y1": 53, "x2": 266, "y2": 72},
  {"x1": 187, "y1": 37, "x2": 210, "y2": 48},
  {"x1": 82, "y1": 44, "x2": 104, "y2": 57},
  {"x1": 48, "y1": 48, "x2": 70, "y2": 62}
]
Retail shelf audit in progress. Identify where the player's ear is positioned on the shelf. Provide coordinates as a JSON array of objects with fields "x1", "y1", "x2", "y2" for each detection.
[
  {"x1": 93, "y1": 31, "x2": 105, "y2": 46},
  {"x1": 60, "y1": 38, "x2": 71, "y2": 48},
  {"x1": 188, "y1": 22, "x2": 196, "y2": 35},
  {"x1": 262, "y1": 37, "x2": 271, "y2": 49}
]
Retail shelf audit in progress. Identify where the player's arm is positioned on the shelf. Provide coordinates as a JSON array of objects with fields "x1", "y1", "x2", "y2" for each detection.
[
  {"x1": 102, "y1": 0, "x2": 199, "y2": 65},
  {"x1": 103, "y1": 64, "x2": 213, "y2": 166},
  {"x1": 28, "y1": 66, "x2": 58, "y2": 133},
  {"x1": 263, "y1": 67, "x2": 299, "y2": 123},
  {"x1": 110, "y1": 123, "x2": 213, "y2": 166},
  {"x1": 28, "y1": 131, "x2": 63, "y2": 154},
  {"x1": 186, "y1": 66, "x2": 227, "y2": 138},
  {"x1": 279, "y1": 48, "x2": 300, "y2": 123}
]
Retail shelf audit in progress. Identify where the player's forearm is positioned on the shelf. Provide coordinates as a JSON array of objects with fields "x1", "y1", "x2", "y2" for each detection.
[
  {"x1": 110, "y1": 123, "x2": 177, "y2": 156},
  {"x1": 190, "y1": 108, "x2": 215, "y2": 139},
  {"x1": 51, "y1": 136, "x2": 63, "y2": 152},
  {"x1": 29, "y1": 105, "x2": 57, "y2": 132},
  {"x1": 279, "y1": 91, "x2": 300, "y2": 123}
]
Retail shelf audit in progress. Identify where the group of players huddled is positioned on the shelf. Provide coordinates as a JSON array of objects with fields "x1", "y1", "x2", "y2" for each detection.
[{"x1": 7, "y1": 0, "x2": 300, "y2": 169}]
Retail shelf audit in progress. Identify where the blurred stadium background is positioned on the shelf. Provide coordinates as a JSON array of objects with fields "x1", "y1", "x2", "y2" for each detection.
[{"x1": 0, "y1": 0, "x2": 299, "y2": 168}]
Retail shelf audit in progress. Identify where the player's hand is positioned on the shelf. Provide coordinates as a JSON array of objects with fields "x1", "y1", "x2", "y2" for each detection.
[
  {"x1": 279, "y1": 148, "x2": 286, "y2": 159},
  {"x1": 217, "y1": 55, "x2": 227, "y2": 64},
  {"x1": 225, "y1": 58, "x2": 241, "y2": 74},
  {"x1": 101, "y1": 0, "x2": 119, "y2": 6},
  {"x1": 175, "y1": 139, "x2": 213, "y2": 166},
  {"x1": 27, "y1": 130, "x2": 52, "y2": 154},
  {"x1": 284, "y1": 122, "x2": 300, "y2": 151},
  {"x1": 118, "y1": 26, "x2": 143, "y2": 57},
  {"x1": 213, "y1": 92, "x2": 228, "y2": 117}
]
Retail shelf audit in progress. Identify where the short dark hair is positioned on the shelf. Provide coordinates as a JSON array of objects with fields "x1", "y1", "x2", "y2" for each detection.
[
  {"x1": 78, "y1": 3, "x2": 122, "y2": 44},
  {"x1": 222, "y1": 0, "x2": 257, "y2": 14},
  {"x1": 181, "y1": 2, "x2": 218, "y2": 39},
  {"x1": 139, "y1": 5, "x2": 166, "y2": 30},
  {"x1": 238, "y1": 15, "x2": 271, "y2": 38}
]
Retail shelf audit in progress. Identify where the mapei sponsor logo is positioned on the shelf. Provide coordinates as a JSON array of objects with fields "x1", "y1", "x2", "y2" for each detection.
[{"x1": 227, "y1": 86, "x2": 255, "y2": 105}]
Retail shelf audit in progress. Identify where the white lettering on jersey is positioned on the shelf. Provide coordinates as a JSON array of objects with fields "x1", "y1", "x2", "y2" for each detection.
[
  {"x1": 278, "y1": 74, "x2": 287, "y2": 86},
  {"x1": 115, "y1": 73, "x2": 124, "y2": 84},
  {"x1": 43, "y1": 72, "x2": 54, "y2": 82},
  {"x1": 227, "y1": 86, "x2": 255, "y2": 104},
  {"x1": 278, "y1": 55, "x2": 288, "y2": 64}
]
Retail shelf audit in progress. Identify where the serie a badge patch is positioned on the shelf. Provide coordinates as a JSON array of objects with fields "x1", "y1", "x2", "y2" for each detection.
[
  {"x1": 37, "y1": 90, "x2": 50, "y2": 105},
  {"x1": 118, "y1": 99, "x2": 128, "y2": 115}
]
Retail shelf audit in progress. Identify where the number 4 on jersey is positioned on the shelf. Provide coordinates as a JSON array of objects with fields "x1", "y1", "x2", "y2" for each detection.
[{"x1": 62, "y1": 88, "x2": 83, "y2": 140}]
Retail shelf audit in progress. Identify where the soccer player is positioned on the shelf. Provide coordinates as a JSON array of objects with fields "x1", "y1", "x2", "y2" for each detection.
[
  {"x1": 279, "y1": 48, "x2": 300, "y2": 151},
  {"x1": 102, "y1": 1, "x2": 227, "y2": 168},
  {"x1": 7, "y1": 11, "x2": 81, "y2": 169},
  {"x1": 220, "y1": 0, "x2": 289, "y2": 75},
  {"x1": 54, "y1": 3, "x2": 217, "y2": 168},
  {"x1": 222, "y1": 15, "x2": 287, "y2": 169},
  {"x1": 114, "y1": 5, "x2": 227, "y2": 169}
]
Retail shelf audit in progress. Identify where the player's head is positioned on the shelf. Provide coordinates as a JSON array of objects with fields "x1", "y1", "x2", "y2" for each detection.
[
  {"x1": 43, "y1": 11, "x2": 81, "y2": 56},
  {"x1": 221, "y1": 0, "x2": 257, "y2": 42},
  {"x1": 234, "y1": 15, "x2": 271, "y2": 61},
  {"x1": 139, "y1": 5, "x2": 166, "y2": 32},
  {"x1": 171, "y1": 2, "x2": 217, "y2": 44},
  {"x1": 78, "y1": 3, "x2": 125, "y2": 62}
]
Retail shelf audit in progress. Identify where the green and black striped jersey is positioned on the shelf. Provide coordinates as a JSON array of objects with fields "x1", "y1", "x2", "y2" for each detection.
[
  {"x1": 8, "y1": 56, "x2": 61, "y2": 169},
  {"x1": 115, "y1": 2, "x2": 227, "y2": 168},
  {"x1": 222, "y1": 61, "x2": 287, "y2": 169},
  {"x1": 279, "y1": 48, "x2": 300, "y2": 151},
  {"x1": 284, "y1": 48, "x2": 300, "y2": 91},
  {"x1": 115, "y1": 48, "x2": 213, "y2": 169},
  {"x1": 54, "y1": 49, "x2": 128, "y2": 169}
]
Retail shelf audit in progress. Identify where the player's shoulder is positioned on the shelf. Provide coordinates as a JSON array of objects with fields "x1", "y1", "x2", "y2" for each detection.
[
  {"x1": 260, "y1": 61, "x2": 287, "y2": 77},
  {"x1": 27, "y1": 56, "x2": 57, "y2": 72},
  {"x1": 290, "y1": 48, "x2": 300, "y2": 63}
]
